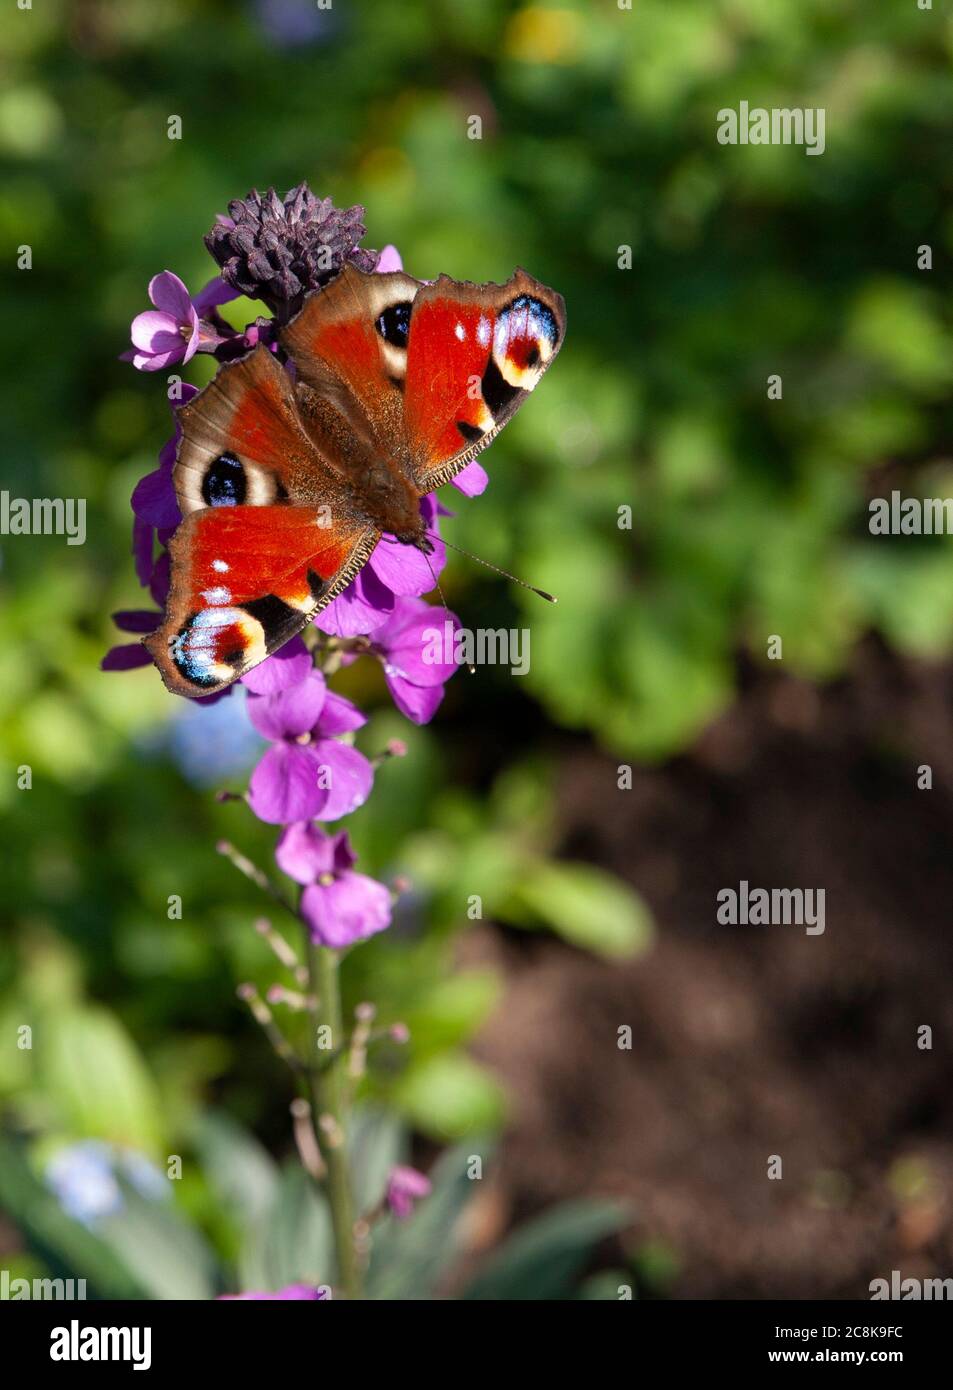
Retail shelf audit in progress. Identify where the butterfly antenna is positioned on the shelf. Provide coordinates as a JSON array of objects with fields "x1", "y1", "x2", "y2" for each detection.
[
  {"x1": 421, "y1": 547, "x2": 475, "y2": 674},
  {"x1": 426, "y1": 532, "x2": 557, "y2": 603}
]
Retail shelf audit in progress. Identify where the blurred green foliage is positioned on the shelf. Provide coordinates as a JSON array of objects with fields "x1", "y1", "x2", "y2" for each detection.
[{"x1": 1, "y1": 0, "x2": 952, "y2": 1294}]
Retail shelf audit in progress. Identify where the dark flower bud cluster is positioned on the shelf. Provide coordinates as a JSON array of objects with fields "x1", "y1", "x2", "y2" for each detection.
[{"x1": 205, "y1": 182, "x2": 379, "y2": 319}]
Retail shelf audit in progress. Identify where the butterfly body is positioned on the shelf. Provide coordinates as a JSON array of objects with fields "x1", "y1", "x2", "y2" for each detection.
[{"x1": 144, "y1": 264, "x2": 565, "y2": 696}]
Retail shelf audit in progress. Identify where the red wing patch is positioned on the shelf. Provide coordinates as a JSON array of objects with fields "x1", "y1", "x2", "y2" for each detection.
[
  {"x1": 145, "y1": 505, "x2": 377, "y2": 697},
  {"x1": 403, "y1": 299, "x2": 497, "y2": 466},
  {"x1": 402, "y1": 272, "x2": 566, "y2": 488}
]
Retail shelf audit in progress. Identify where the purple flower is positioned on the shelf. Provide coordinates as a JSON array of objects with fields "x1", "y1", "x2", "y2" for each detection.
[
  {"x1": 129, "y1": 383, "x2": 199, "y2": 586},
  {"x1": 101, "y1": 608, "x2": 161, "y2": 672},
  {"x1": 451, "y1": 460, "x2": 488, "y2": 497},
  {"x1": 275, "y1": 824, "x2": 392, "y2": 948},
  {"x1": 241, "y1": 634, "x2": 313, "y2": 694},
  {"x1": 126, "y1": 272, "x2": 237, "y2": 371},
  {"x1": 246, "y1": 670, "x2": 373, "y2": 824},
  {"x1": 219, "y1": 1283, "x2": 327, "y2": 1300},
  {"x1": 315, "y1": 495, "x2": 447, "y2": 638},
  {"x1": 386, "y1": 1165, "x2": 432, "y2": 1220},
  {"x1": 369, "y1": 597, "x2": 462, "y2": 725},
  {"x1": 375, "y1": 243, "x2": 403, "y2": 273}
]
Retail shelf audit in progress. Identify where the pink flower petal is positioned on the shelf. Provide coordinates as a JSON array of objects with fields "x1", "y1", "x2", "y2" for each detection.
[
  {"x1": 130, "y1": 310, "x2": 180, "y2": 352},
  {"x1": 310, "y1": 740, "x2": 374, "y2": 821},
  {"x1": 148, "y1": 270, "x2": 193, "y2": 319},
  {"x1": 111, "y1": 609, "x2": 161, "y2": 634},
  {"x1": 241, "y1": 636, "x2": 312, "y2": 694},
  {"x1": 451, "y1": 460, "x2": 489, "y2": 497},
  {"x1": 132, "y1": 346, "x2": 186, "y2": 371},
  {"x1": 193, "y1": 276, "x2": 241, "y2": 313},
  {"x1": 245, "y1": 671, "x2": 327, "y2": 740},
  {"x1": 101, "y1": 643, "x2": 152, "y2": 671},
  {"x1": 385, "y1": 675, "x2": 446, "y2": 725},
  {"x1": 376, "y1": 598, "x2": 460, "y2": 687},
  {"x1": 275, "y1": 821, "x2": 339, "y2": 885},
  {"x1": 375, "y1": 245, "x2": 403, "y2": 274},
  {"x1": 180, "y1": 312, "x2": 201, "y2": 362},
  {"x1": 248, "y1": 743, "x2": 328, "y2": 824},
  {"x1": 315, "y1": 566, "x2": 395, "y2": 637},
  {"x1": 369, "y1": 535, "x2": 440, "y2": 597},
  {"x1": 317, "y1": 691, "x2": 367, "y2": 735},
  {"x1": 300, "y1": 870, "x2": 391, "y2": 948},
  {"x1": 131, "y1": 464, "x2": 180, "y2": 530}
]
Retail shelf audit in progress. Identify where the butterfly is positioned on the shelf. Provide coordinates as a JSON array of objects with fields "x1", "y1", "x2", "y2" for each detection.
[{"x1": 144, "y1": 264, "x2": 566, "y2": 697}]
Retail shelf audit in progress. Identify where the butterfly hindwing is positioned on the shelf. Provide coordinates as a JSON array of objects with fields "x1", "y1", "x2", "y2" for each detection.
[{"x1": 145, "y1": 504, "x2": 378, "y2": 697}]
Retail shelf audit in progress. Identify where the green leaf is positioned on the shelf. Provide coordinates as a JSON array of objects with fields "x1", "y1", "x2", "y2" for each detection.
[
  {"x1": 403, "y1": 970, "x2": 501, "y2": 1056},
  {"x1": 95, "y1": 1184, "x2": 218, "y2": 1301},
  {"x1": 462, "y1": 1200, "x2": 631, "y2": 1301},
  {"x1": 348, "y1": 1105, "x2": 406, "y2": 1217},
  {"x1": 40, "y1": 1006, "x2": 163, "y2": 1153},
  {"x1": 190, "y1": 1109, "x2": 280, "y2": 1288},
  {"x1": 392, "y1": 1053, "x2": 505, "y2": 1140},
  {"x1": 254, "y1": 1163, "x2": 334, "y2": 1293},
  {"x1": 192, "y1": 1110, "x2": 279, "y2": 1228},
  {"x1": 506, "y1": 861, "x2": 653, "y2": 958}
]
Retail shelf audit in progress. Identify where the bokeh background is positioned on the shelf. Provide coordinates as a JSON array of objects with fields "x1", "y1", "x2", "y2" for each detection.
[{"x1": 3, "y1": 0, "x2": 953, "y2": 1298}]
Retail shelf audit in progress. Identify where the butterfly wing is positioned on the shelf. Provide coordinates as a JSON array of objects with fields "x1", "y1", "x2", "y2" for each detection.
[
  {"x1": 402, "y1": 269, "x2": 566, "y2": 490},
  {"x1": 145, "y1": 505, "x2": 376, "y2": 697},
  {"x1": 279, "y1": 266, "x2": 426, "y2": 481},
  {"x1": 147, "y1": 344, "x2": 377, "y2": 697},
  {"x1": 281, "y1": 265, "x2": 566, "y2": 492}
]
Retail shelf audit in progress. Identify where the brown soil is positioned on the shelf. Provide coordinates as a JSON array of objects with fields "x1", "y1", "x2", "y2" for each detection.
[{"x1": 468, "y1": 640, "x2": 953, "y2": 1298}]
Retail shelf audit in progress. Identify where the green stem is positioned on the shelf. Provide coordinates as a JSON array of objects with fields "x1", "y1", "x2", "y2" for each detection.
[{"x1": 305, "y1": 939, "x2": 361, "y2": 1300}]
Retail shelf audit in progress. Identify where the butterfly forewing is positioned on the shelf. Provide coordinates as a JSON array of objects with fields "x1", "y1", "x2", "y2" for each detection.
[{"x1": 402, "y1": 269, "x2": 566, "y2": 490}]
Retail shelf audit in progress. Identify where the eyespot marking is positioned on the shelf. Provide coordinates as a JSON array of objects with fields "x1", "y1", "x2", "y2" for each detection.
[
  {"x1": 170, "y1": 607, "x2": 265, "y2": 686},
  {"x1": 375, "y1": 302, "x2": 412, "y2": 349},
  {"x1": 492, "y1": 295, "x2": 559, "y2": 390},
  {"x1": 202, "y1": 452, "x2": 247, "y2": 507}
]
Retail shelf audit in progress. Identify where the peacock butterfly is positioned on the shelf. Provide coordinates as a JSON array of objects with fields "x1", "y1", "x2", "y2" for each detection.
[{"x1": 144, "y1": 264, "x2": 566, "y2": 697}]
